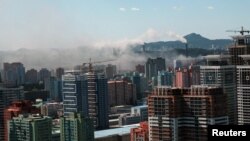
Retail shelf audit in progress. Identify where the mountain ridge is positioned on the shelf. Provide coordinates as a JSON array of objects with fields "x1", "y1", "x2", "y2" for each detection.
[{"x1": 137, "y1": 33, "x2": 233, "y2": 51}]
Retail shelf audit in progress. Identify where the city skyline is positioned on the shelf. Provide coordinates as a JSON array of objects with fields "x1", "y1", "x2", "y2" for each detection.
[
  {"x1": 0, "y1": 0, "x2": 249, "y2": 51},
  {"x1": 1, "y1": 28, "x2": 250, "y2": 140}
]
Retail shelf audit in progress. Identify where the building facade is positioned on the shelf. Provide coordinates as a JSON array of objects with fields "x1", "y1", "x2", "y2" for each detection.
[
  {"x1": 38, "y1": 68, "x2": 51, "y2": 82},
  {"x1": 108, "y1": 80, "x2": 136, "y2": 106},
  {"x1": 25, "y1": 69, "x2": 38, "y2": 84},
  {"x1": 4, "y1": 100, "x2": 39, "y2": 141},
  {"x1": 157, "y1": 71, "x2": 173, "y2": 87},
  {"x1": 145, "y1": 57, "x2": 166, "y2": 81},
  {"x1": 174, "y1": 68, "x2": 191, "y2": 88},
  {"x1": 8, "y1": 114, "x2": 52, "y2": 141},
  {"x1": 3, "y1": 62, "x2": 25, "y2": 86},
  {"x1": 229, "y1": 33, "x2": 250, "y2": 125},
  {"x1": 229, "y1": 35, "x2": 250, "y2": 65},
  {"x1": 131, "y1": 73, "x2": 148, "y2": 100},
  {"x1": 148, "y1": 86, "x2": 228, "y2": 141},
  {"x1": 45, "y1": 76, "x2": 63, "y2": 102},
  {"x1": 130, "y1": 122, "x2": 149, "y2": 141},
  {"x1": 60, "y1": 112, "x2": 94, "y2": 141},
  {"x1": 56, "y1": 67, "x2": 64, "y2": 79},
  {"x1": 236, "y1": 66, "x2": 250, "y2": 124},
  {"x1": 200, "y1": 65, "x2": 236, "y2": 124},
  {"x1": 0, "y1": 85, "x2": 24, "y2": 141},
  {"x1": 62, "y1": 70, "x2": 109, "y2": 129}
]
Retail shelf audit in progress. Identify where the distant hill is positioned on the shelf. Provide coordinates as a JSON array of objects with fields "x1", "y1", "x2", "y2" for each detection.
[
  {"x1": 184, "y1": 33, "x2": 232, "y2": 49},
  {"x1": 135, "y1": 33, "x2": 233, "y2": 51}
]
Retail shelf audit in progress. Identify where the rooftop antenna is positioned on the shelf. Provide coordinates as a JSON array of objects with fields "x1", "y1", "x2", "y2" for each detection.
[{"x1": 226, "y1": 26, "x2": 250, "y2": 35}]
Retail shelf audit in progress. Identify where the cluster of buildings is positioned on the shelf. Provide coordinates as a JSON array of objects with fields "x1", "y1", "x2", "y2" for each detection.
[
  {"x1": 129, "y1": 32, "x2": 250, "y2": 141},
  {"x1": 0, "y1": 31, "x2": 250, "y2": 141}
]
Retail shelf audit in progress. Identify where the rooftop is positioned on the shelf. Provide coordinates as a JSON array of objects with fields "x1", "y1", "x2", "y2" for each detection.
[
  {"x1": 203, "y1": 54, "x2": 231, "y2": 60},
  {"x1": 131, "y1": 105, "x2": 148, "y2": 109},
  {"x1": 239, "y1": 55, "x2": 250, "y2": 60},
  {"x1": 94, "y1": 124, "x2": 139, "y2": 139}
]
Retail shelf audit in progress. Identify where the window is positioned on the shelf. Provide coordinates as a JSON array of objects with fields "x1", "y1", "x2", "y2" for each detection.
[
  {"x1": 209, "y1": 76, "x2": 212, "y2": 80},
  {"x1": 246, "y1": 76, "x2": 249, "y2": 81}
]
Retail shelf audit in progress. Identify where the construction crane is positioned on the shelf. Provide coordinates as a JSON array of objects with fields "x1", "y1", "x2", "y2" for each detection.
[
  {"x1": 82, "y1": 58, "x2": 116, "y2": 73},
  {"x1": 226, "y1": 26, "x2": 250, "y2": 35}
]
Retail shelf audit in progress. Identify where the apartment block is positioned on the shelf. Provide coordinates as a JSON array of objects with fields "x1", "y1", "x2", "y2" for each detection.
[{"x1": 148, "y1": 85, "x2": 228, "y2": 141}]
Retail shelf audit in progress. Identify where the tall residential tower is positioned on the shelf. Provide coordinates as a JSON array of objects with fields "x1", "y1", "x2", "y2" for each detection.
[
  {"x1": 228, "y1": 31, "x2": 250, "y2": 124},
  {"x1": 200, "y1": 55, "x2": 236, "y2": 124},
  {"x1": 62, "y1": 68, "x2": 109, "y2": 129},
  {"x1": 148, "y1": 85, "x2": 228, "y2": 141},
  {"x1": 60, "y1": 112, "x2": 94, "y2": 141},
  {"x1": 8, "y1": 114, "x2": 52, "y2": 141}
]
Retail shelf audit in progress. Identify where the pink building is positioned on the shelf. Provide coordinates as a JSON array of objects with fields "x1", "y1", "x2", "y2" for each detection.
[
  {"x1": 130, "y1": 122, "x2": 149, "y2": 141},
  {"x1": 174, "y1": 68, "x2": 191, "y2": 88}
]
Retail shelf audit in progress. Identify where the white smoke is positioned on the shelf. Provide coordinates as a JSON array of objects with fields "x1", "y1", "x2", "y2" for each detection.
[
  {"x1": 0, "y1": 28, "x2": 187, "y2": 71},
  {"x1": 167, "y1": 31, "x2": 187, "y2": 43}
]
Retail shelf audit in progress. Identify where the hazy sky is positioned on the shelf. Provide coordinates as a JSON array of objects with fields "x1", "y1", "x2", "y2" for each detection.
[{"x1": 0, "y1": 0, "x2": 249, "y2": 50}]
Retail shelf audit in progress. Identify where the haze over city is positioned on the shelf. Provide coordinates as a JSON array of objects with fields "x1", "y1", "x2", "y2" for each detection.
[
  {"x1": 1, "y1": 1, "x2": 250, "y2": 141},
  {"x1": 0, "y1": 0, "x2": 249, "y2": 70}
]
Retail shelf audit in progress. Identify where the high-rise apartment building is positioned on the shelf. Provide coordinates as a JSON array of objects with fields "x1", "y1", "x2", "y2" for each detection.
[
  {"x1": 174, "y1": 68, "x2": 191, "y2": 88},
  {"x1": 60, "y1": 112, "x2": 94, "y2": 141},
  {"x1": 3, "y1": 62, "x2": 25, "y2": 86},
  {"x1": 62, "y1": 69, "x2": 109, "y2": 129},
  {"x1": 108, "y1": 80, "x2": 136, "y2": 106},
  {"x1": 45, "y1": 76, "x2": 63, "y2": 101},
  {"x1": 56, "y1": 67, "x2": 64, "y2": 79},
  {"x1": 145, "y1": 57, "x2": 166, "y2": 80},
  {"x1": 200, "y1": 55, "x2": 237, "y2": 124},
  {"x1": 229, "y1": 34, "x2": 250, "y2": 65},
  {"x1": 189, "y1": 65, "x2": 201, "y2": 85},
  {"x1": 228, "y1": 32, "x2": 250, "y2": 125},
  {"x1": 131, "y1": 73, "x2": 148, "y2": 100},
  {"x1": 237, "y1": 66, "x2": 250, "y2": 124},
  {"x1": 8, "y1": 114, "x2": 52, "y2": 141},
  {"x1": 38, "y1": 68, "x2": 51, "y2": 82},
  {"x1": 0, "y1": 85, "x2": 24, "y2": 141},
  {"x1": 25, "y1": 69, "x2": 38, "y2": 84},
  {"x1": 148, "y1": 85, "x2": 228, "y2": 141},
  {"x1": 157, "y1": 71, "x2": 173, "y2": 87},
  {"x1": 4, "y1": 100, "x2": 39, "y2": 141}
]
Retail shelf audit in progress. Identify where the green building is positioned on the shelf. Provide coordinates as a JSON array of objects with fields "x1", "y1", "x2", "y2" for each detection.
[
  {"x1": 8, "y1": 114, "x2": 52, "y2": 141},
  {"x1": 60, "y1": 112, "x2": 94, "y2": 141}
]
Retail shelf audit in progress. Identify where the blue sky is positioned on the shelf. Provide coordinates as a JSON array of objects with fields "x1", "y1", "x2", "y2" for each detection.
[{"x1": 0, "y1": 0, "x2": 249, "y2": 50}]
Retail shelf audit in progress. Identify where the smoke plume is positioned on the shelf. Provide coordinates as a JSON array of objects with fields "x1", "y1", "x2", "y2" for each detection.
[{"x1": 0, "y1": 28, "x2": 187, "y2": 71}]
